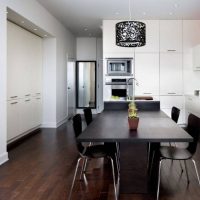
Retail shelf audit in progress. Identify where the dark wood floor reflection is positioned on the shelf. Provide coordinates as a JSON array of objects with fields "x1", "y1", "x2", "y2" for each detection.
[{"x1": 0, "y1": 122, "x2": 200, "y2": 200}]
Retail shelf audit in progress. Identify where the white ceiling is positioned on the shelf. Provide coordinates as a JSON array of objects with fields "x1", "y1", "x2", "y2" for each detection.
[{"x1": 36, "y1": 0, "x2": 200, "y2": 37}]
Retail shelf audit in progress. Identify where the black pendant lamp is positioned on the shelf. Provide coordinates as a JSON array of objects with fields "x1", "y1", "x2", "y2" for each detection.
[{"x1": 116, "y1": 0, "x2": 146, "y2": 47}]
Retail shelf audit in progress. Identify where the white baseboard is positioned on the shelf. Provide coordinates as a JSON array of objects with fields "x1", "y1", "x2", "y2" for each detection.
[
  {"x1": 41, "y1": 118, "x2": 68, "y2": 128},
  {"x1": 56, "y1": 117, "x2": 67, "y2": 128},
  {"x1": 41, "y1": 122, "x2": 57, "y2": 128},
  {"x1": 0, "y1": 152, "x2": 8, "y2": 165}
]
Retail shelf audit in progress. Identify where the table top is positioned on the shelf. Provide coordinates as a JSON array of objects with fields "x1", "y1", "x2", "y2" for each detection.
[{"x1": 77, "y1": 110, "x2": 193, "y2": 143}]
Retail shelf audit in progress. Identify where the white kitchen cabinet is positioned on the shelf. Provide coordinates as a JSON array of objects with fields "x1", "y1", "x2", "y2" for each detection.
[
  {"x1": 183, "y1": 20, "x2": 200, "y2": 54},
  {"x1": 19, "y1": 98, "x2": 33, "y2": 133},
  {"x1": 160, "y1": 53, "x2": 183, "y2": 95},
  {"x1": 7, "y1": 21, "x2": 43, "y2": 142},
  {"x1": 135, "y1": 20, "x2": 159, "y2": 53},
  {"x1": 104, "y1": 84, "x2": 111, "y2": 101},
  {"x1": 7, "y1": 21, "x2": 43, "y2": 99},
  {"x1": 32, "y1": 96, "x2": 42, "y2": 127},
  {"x1": 192, "y1": 44, "x2": 200, "y2": 71},
  {"x1": 7, "y1": 100, "x2": 21, "y2": 140},
  {"x1": 135, "y1": 53, "x2": 159, "y2": 96},
  {"x1": 160, "y1": 20, "x2": 182, "y2": 53}
]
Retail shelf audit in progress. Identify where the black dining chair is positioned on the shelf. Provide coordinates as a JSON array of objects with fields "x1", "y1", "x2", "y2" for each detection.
[
  {"x1": 148, "y1": 107, "x2": 181, "y2": 169},
  {"x1": 83, "y1": 108, "x2": 120, "y2": 173},
  {"x1": 171, "y1": 106, "x2": 180, "y2": 123},
  {"x1": 68, "y1": 114, "x2": 118, "y2": 200},
  {"x1": 156, "y1": 113, "x2": 200, "y2": 200},
  {"x1": 83, "y1": 107, "x2": 93, "y2": 126}
]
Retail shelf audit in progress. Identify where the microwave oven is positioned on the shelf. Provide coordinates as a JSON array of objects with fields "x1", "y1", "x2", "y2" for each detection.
[{"x1": 107, "y1": 58, "x2": 133, "y2": 76}]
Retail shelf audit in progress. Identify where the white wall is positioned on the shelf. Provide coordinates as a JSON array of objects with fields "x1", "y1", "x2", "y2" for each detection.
[
  {"x1": 0, "y1": 1, "x2": 8, "y2": 165},
  {"x1": 77, "y1": 37, "x2": 97, "y2": 60},
  {"x1": 0, "y1": 0, "x2": 76, "y2": 165}
]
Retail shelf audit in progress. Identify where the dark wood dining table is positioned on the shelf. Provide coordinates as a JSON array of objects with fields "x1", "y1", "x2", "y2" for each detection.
[{"x1": 77, "y1": 110, "x2": 193, "y2": 195}]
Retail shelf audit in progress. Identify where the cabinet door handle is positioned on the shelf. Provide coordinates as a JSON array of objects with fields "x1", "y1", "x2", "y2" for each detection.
[
  {"x1": 143, "y1": 93, "x2": 152, "y2": 95},
  {"x1": 36, "y1": 93, "x2": 41, "y2": 95},
  {"x1": 36, "y1": 98, "x2": 41, "y2": 100},
  {"x1": 10, "y1": 102, "x2": 18, "y2": 105},
  {"x1": 25, "y1": 99, "x2": 31, "y2": 102},
  {"x1": 168, "y1": 92, "x2": 176, "y2": 95},
  {"x1": 25, "y1": 94, "x2": 31, "y2": 96},
  {"x1": 167, "y1": 50, "x2": 176, "y2": 52},
  {"x1": 10, "y1": 96, "x2": 18, "y2": 98}
]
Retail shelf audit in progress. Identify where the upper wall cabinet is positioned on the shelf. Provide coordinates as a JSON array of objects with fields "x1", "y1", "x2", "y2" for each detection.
[
  {"x1": 135, "y1": 20, "x2": 159, "y2": 53},
  {"x1": 135, "y1": 53, "x2": 159, "y2": 96},
  {"x1": 160, "y1": 53, "x2": 183, "y2": 95},
  {"x1": 160, "y1": 20, "x2": 182, "y2": 53},
  {"x1": 183, "y1": 20, "x2": 200, "y2": 53},
  {"x1": 7, "y1": 21, "x2": 43, "y2": 100}
]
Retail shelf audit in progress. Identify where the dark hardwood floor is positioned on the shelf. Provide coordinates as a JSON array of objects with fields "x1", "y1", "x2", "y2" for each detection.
[{"x1": 0, "y1": 121, "x2": 200, "y2": 200}]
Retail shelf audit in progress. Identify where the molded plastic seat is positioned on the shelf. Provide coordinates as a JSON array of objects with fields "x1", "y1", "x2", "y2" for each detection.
[{"x1": 160, "y1": 146, "x2": 192, "y2": 160}]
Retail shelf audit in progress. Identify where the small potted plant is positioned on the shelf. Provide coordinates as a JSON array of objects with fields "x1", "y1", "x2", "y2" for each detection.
[{"x1": 128, "y1": 102, "x2": 139, "y2": 130}]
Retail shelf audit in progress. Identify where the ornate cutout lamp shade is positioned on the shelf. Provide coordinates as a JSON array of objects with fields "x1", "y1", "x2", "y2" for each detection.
[{"x1": 116, "y1": 21, "x2": 146, "y2": 47}]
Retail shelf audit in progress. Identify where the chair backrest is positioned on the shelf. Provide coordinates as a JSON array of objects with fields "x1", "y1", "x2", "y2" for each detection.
[
  {"x1": 186, "y1": 114, "x2": 200, "y2": 155},
  {"x1": 83, "y1": 108, "x2": 93, "y2": 126},
  {"x1": 72, "y1": 114, "x2": 84, "y2": 153},
  {"x1": 171, "y1": 106, "x2": 180, "y2": 123}
]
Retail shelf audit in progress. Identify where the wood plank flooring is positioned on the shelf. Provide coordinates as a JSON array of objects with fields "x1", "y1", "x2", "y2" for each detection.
[{"x1": 0, "y1": 121, "x2": 200, "y2": 200}]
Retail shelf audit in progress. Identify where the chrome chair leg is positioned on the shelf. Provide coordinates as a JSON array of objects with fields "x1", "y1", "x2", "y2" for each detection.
[
  {"x1": 80, "y1": 157, "x2": 87, "y2": 180},
  {"x1": 192, "y1": 159, "x2": 200, "y2": 185},
  {"x1": 115, "y1": 153, "x2": 120, "y2": 177},
  {"x1": 184, "y1": 160, "x2": 190, "y2": 184},
  {"x1": 157, "y1": 159, "x2": 164, "y2": 200},
  {"x1": 110, "y1": 157, "x2": 118, "y2": 200},
  {"x1": 147, "y1": 142, "x2": 151, "y2": 169},
  {"x1": 83, "y1": 158, "x2": 88, "y2": 172},
  {"x1": 179, "y1": 160, "x2": 184, "y2": 173},
  {"x1": 150, "y1": 150, "x2": 155, "y2": 176},
  {"x1": 68, "y1": 157, "x2": 82, "y2": 200}
]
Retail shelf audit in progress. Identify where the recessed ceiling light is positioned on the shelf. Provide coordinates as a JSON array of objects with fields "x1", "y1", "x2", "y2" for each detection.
[
  {"x1": 44, "y1": 34, "x2": 47, "y2": 37},
  {"x1": 115, "y1": 12, "x2": 119, "y2": 15},
  {"x1": 21, "y1": 21, "x2": 25, "y2": 24},
  {"x1": 142, "y1": 12, "x2": 146, "y2": 16},
  {"x1": 33, "y1": 28, "x2": 38, "y2": 31},
  {"x1": 174, "y1": 3, "x2": 179, "y2": 8},
  {"x1": 84, "y1": 28, "x2": 88, "y2": 31},
  {"x1": 169, "y1": 12, "x2": 173, "y2": 16}
]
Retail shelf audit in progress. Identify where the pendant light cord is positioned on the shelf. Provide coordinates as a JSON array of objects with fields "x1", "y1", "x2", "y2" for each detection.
[{"x1": 129, "y1": 0, "x2": 132, "y2": 21}]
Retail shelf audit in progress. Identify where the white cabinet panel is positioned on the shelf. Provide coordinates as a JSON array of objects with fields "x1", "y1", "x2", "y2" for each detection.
[
  {"x1": 19, "y1": 98, "x2": 33, "y2": 133},
  {"x1": 185, "y1": 95, "x2": 200, "y2": 117},
  {"x1": 160, "y1": 96, "x2": 184, "y2": 109},
  {"x1": 160, "y1": 53, "x2": 183, "y2": 95},
  {"x1": 160, "y1": 20, "x2": 182, "y2": 52},
  {"x1": 135, "y1": 20, "x2": 159, "y2": 53},
  {"x1": 135, "y1": 53, "x2": 159, "y2": 95},
  {"x1": 32, "y1": 96, "x2": 42, "y2": 127},
  {"x1": 104, "y1": 85, "x2": 111, "y2": 101},
  {"x1": 183, "y1": 20, "x2": 200, "y2": 54},
  {"x1": 7, "y1": 100, "x2": 21, "y2": 140},
  {"x1": 192, "y1": 44, "x2": 200, "y2": 71}
]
